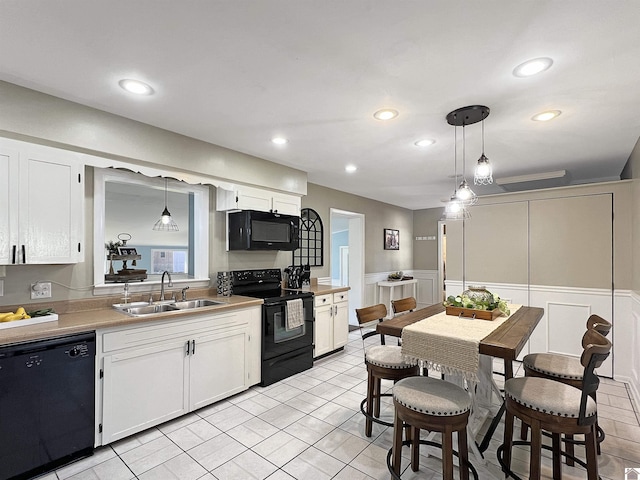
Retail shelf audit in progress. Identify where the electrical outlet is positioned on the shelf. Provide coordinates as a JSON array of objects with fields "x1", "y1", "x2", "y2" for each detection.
[
  {"x1": 31, "y1": 282, "x2": 52, "y2": 299},
  {"x1": 0, "y1": 279, "x2": 4, "y2": 297}
]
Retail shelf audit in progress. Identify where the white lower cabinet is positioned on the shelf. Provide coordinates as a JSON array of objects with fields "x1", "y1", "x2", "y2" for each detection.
[
  {"x1": 313, "y1": 291, "x2": 349, "y2": 358},
  {"x1": 96, "y1": 306, "x2": 261, "y2": 445}
]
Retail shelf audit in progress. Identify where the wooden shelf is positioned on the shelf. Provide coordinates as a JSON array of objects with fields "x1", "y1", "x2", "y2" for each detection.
[
  {"x1": 108, "y1": 254, "x2": 142, "y2": 261},
  {"x1": 105, "y1": 273, "x2": 147, "y2": 283}
]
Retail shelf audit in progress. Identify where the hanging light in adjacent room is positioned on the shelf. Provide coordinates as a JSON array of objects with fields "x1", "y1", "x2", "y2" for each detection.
[
  {"x1": 474, "y1": 112, "x2": 493, "y2": 185},
  {"x1": 153, "y1": 178, "x2": 179, "y2": 231}
]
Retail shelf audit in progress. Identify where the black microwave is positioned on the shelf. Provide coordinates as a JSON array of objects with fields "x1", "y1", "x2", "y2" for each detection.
[{"x1": 228, "y1": 210, "x2": 300, "y2": 251}]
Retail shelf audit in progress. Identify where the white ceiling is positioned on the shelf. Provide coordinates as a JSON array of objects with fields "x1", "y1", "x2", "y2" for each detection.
[{"x1": 2, "y1": 1, "x2": 639, "y2": 210}]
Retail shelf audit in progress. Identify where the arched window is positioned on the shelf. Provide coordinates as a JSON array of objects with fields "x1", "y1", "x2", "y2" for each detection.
[{"x1": 292, "y1": 208, "x2": 323, "y2": 267}]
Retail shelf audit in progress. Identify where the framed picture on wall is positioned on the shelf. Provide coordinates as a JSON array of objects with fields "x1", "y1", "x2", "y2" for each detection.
[{"x1": 384, "y1": 228, "x2": 399, "y2": 250}]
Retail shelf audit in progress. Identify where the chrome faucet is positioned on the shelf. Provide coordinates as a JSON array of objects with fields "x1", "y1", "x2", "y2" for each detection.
[{"x1": 160, "y1": 271, "x2": 173, "y2": 301}]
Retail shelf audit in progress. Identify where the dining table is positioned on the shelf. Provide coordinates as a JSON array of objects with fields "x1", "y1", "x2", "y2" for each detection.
[{"x1": 376, "y1": 302, "x2": 544, "y2": 456}]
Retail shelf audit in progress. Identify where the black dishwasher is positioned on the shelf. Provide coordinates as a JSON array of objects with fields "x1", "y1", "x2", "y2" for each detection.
[{"x1": 0, "y1": 332, "x2": 95, "y2": 480}]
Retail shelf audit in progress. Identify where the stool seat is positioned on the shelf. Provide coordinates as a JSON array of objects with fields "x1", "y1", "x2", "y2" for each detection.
[
  {"x1": 523, "y1": 353, "x2": 583, "y2": 381},
  {"x1": 506, "y1": 377, "x2": 597, "y2": 420},
  {"x1": 394, "y1": 376, "x2": 471, "y2": 416},
  {"x1": 365, "y1": 345, "x2": 415, "y2": 369}
]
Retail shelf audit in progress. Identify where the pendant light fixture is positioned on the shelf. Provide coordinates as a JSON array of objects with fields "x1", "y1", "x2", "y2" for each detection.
[
  {"x1": 455, "y1": 123, "x2": 477, "y2": 206},
  {"x1": 474, "y1": 112, "x2": 493, "y2": 185},
  {"x1": 441, "y1": 120, "x2": 470, "y2": 220},
  {"x1": 442, "y1": 105, "x2": 490, "y2": 220},
  {"x1": 153, "y1": 178, "x2": 179, "y2": 231}
]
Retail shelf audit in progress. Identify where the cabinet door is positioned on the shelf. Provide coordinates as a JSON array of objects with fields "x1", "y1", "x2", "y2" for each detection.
[
  {"x1": 18, "y1": 147, "x2": 83, "y2": 263},
  {"x1": 314, "y1": 305, "x2": 333, "y2": 357},
  {"x1": 0, "y1": 147, "x2": 19, "y2": 265},
  {"x1": 101, "y1": 340, "x2": 189, "y2": 444},
  {"x1": 189, "y1": 326, "x2": 248, "y2": 410},
  {"x1": 236, "y1": 186, "x2": 272, "y2": 212},
  {"x1": 271, "y1": 194, "x2": 300, "y2": 215},
  {"x1": 333, "y1": 301, "x2": 349, "y2": 349}
]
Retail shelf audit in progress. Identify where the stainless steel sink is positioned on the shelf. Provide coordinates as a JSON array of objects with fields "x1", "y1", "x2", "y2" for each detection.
[
  {"x1": 113, "y1": 298, "x2": 225, "y2": 316},
  {"x1": 173, "y1": 299, "x2": 225, "y2": 309}
]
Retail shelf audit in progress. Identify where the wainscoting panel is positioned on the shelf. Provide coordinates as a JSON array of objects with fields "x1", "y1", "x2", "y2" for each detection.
[
  {"x1": 546, "y1": 302, "x2": 592, "y2": 357},
  {"x1": 530, "y1": 285, "x2": 613, "y2": 377}
]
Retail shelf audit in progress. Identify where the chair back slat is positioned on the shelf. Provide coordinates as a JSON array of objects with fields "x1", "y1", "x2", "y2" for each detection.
[
  {"x1": 356, "y1": 304, "x2": 388, "y2": 346},
  {"x1": 578, "y1": 330, "x2": 612, "y2": 425},
  {"x1": 586, "y1": 314, "x2": 611, "y2": 337},
  {"x1": 356, "y1": 304, "x2": 387, "y2": 324},
  {"x1": 391, "y1": 297, "x2": 417, "y2": 314}
]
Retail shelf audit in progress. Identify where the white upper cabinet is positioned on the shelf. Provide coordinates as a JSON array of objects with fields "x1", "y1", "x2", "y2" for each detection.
[
  {"x1": 0, "y1": 138, "x2": 84, "y2": 265},
  {"x1": 216, "y1": 185, "x2": 301, "y2": 215}
]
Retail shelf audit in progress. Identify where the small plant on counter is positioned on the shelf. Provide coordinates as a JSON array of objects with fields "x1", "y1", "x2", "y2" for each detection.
[
  {"x1": 105, "y1": 240, "x2": 123, "y2": 254},
  {"x1": 444, "y1": 291, "x2": 510, "y2": 316}
]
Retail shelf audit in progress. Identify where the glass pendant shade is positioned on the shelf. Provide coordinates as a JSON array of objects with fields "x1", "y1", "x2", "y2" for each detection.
[
  {"x1": 474, "y1": 154, "x2": 493, "y2": 185},
  {"x1": 153, "y1": 179, "x2": 179, "y2": 231},
  {"x1": 474, "y1": 117, "x2": 493, "y2": 185},
  {"x1": 456, "y1": 179, "x2": 477, "y2": 206},
  {"x1": 441, "y1": 194, "x2": 470, "y2": 221}
]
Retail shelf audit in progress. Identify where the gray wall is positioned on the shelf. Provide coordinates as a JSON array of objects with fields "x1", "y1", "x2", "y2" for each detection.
[
  {"x1": 414, "y1": 181, "x2": 632, "y2": 290},
  {"x1": 302, "y1": 183, "x2": 414, "y2": 278},
  {"x1": 627, "y1": 137, "x2": 640, "y2": 293},
  {"x1": 413, "y1": 208, "x2": 443, "y2": 271},
  {"x1": 0, "y1": 81, "x2": 306, "y2": 196}
]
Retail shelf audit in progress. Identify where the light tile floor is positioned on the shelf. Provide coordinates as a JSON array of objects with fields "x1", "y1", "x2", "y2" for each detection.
[{"x1": 36, "y1": 331, "x2": 640, "y2": 480}]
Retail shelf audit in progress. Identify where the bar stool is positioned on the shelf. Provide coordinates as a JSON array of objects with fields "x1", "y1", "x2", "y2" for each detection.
[
  {"x1": 388, "y1": 376, "x2": 476, "y2": 480},
  {"x1": 499, "y1": 329, "x2": 611, "y2": 479},
  {"x1": 355, "y1": 304, "x2": 419, "y2": 437},
  {"x1": 391, "y1": 297, "x2": 417, "y2": 315},
  {"x1": 521, "y1": 314, "x2": 611, "y2": 462}
]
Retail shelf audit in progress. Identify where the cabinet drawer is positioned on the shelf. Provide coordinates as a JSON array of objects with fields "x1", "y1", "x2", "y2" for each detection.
[
  {"x1": 314, "y1": 294, "x2": 332, "y2": 308},
  {"x1": 333, "y1": 291, "x2": 349, "y2": 303}
]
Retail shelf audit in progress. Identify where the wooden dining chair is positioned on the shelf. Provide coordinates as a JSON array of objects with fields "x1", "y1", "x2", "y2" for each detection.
[
  {"x1": 391, "y1": 297, "x2": 417, "y2": 315},
  {"x1": 355, "y1": 304, "x2": 419, "y2": 437},
  {"x1": 521, "y1": 314, "x2": 611, "y2": 463},
  {"x1": 500, "y1": 329, "x2": 612, "y2": 479}
]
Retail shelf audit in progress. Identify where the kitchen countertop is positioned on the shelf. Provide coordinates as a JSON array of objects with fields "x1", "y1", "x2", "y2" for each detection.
[{"x1": 0, "y1": 290, "x2": 263, "y2": 346}]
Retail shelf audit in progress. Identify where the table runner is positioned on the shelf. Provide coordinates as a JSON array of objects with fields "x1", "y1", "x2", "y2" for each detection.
[{"x1": 401, "y1": 304, "x2": 522, "y2": 381}]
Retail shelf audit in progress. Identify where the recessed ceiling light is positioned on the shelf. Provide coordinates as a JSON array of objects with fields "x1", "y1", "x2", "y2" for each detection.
[
  {"x1": 513, "y1": 57, "x2": 553, "y2": 77},
  {"x1": 118, "y1": 79, "x2": 154, "y2": 95},
  {"x1": 345, "y1": 165, "x2": 357, "y2": 173},
  {"x1": 532, "y1": 110, "x2": 562, "y2": 122},
  {"x1": 373, "y1": 109, "x2": 399, "y2": 121},
  {"x1": 414, "y1": 139, "x2": 436, "y2": 147},
  {"x1": 271, "y1": 137, "x2": 288, "y2": 145}
]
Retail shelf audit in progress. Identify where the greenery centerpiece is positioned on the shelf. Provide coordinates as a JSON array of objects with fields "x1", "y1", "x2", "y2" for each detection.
[{"x1": 444, "y1": 286, "x2": 510, "y2": 320}]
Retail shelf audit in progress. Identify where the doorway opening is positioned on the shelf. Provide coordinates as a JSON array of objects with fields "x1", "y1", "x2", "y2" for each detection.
[
  {"x1": 330, "y1": 209, "x2": 365, "y2": 326},
  {"x1": 438, "y1": 221, "x2": 447, "y2": 302}
]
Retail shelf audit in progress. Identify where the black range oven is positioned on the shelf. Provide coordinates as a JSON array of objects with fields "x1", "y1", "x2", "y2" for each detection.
[{"x1": 228, "y1": 269, "x2": 314, "y2": 386}]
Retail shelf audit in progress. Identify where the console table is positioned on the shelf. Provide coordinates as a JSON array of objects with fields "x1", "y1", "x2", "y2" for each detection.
[{"x1": 376, "y1": 278, "x2": 418, "y2": 319}]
